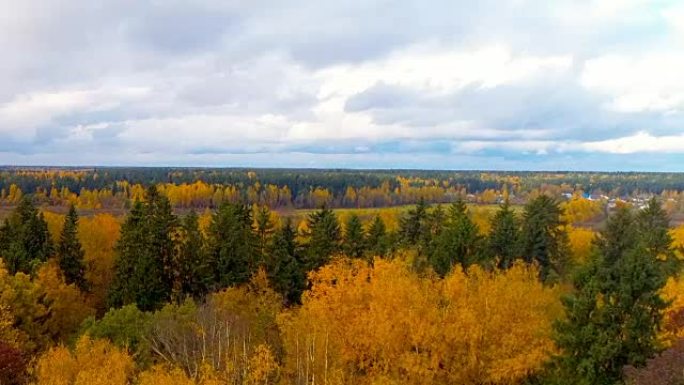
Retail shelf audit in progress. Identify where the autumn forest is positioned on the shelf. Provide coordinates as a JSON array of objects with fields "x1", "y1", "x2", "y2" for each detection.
[{"x1": 2, "y1": 167, "x2": 684, "y2": 385}]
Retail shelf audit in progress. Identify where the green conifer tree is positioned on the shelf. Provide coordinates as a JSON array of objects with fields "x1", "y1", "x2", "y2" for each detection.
[
  {"x1": 429, "y1": 200, "x2": 482, "y2": 275},
  {"x1": 553, "y1": 207, "x2": 668, "y2": 384},
  {"x1": 175, "y1": 211, "x2": 211, "y2": 300},
  {"x1": 207, "y1": 202, "x2": 258, "y2": 288},
  {"x1": 304, "y1": 205, "x2": 341, "y2": 271},
  {"x1": 57, "y1": 205, "x2": 88, "y2": 291},
  {"x1": 399, "y1": 198, "x2": 429, "y2": 247},
  {"x1": 365, "y1": 215, "x2": 389, "y2": 260},
  {"x1": 266, "y1": 219, "x2": 306, "y2": 304},
  {"x1": 0, "y1": 196, "x2": 52, "y2": 274},
  {"x1": 109, "y1": 187, "x2": 176, "y2": 311},
  {"x1": 487, "y1": 201, "x2": 521, "y2": 269},
  {"x1": 343, "y1": 214, "x2": 366, "y2": 259},
  {"x1": 520, "y1": 195, "x2": 570, "y2": 281},
  {"x1": 637, "y1": 197, "x2": 679, "y2": 274},
  {"x1": 255, "y1": 206, "x2": 276, "y2": 263}
]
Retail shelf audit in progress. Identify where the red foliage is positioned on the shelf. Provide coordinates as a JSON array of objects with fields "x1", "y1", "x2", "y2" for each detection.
[
  {"x1": 0, "y1": 341, "x2": 27, "y2": 385},
  {"x1": 624, "y1": 339, "x2": 684, "y2": 385}
]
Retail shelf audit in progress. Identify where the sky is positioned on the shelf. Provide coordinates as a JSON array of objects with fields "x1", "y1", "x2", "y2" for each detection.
[{"x1": 1, "y1": 0, "x2": 684, "y2": 171}]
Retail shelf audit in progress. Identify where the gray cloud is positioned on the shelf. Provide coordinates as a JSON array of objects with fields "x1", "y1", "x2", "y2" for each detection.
[{"x1": 0, "y1": 0, "x2": 683, "y2": 169}]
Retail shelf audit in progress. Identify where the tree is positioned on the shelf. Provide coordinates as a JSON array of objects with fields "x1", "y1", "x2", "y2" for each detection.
[
  {"x1": 430, "y1": 200, "x2": 482, "y2": 275},
  {"x1": 520, "y1": 195, "x2": 570, "y2": 281},
  {"x1": 79, "y1": 304, "x2": 153, "y2": 366},
  {"x1": 255, "y1": 206, "x2": 276, "y2": 262},
  {"x1": 265, "y1": 219, "x2": 306, "y2": 304},
  {"x1": 57, "y1": 205, "x2": 88, "y2": 291},
  {"x1": 35, "y1": 261, "x2": 95, "y2": 343},
  {"x1": 109, "y1": 187, "x2": 177, "y2": 311},
  {"x1": 78, "y1": 213, "x2": 120, "y2": 314},
  {"x1": 399, "y1": 198, "x2": 430, "y2": 249},
  {"x1": 365, "y1": 215, "x2": 389, "y2": 259},
  {"x1": 488, "y1": 201, "x2": 521, "y2": 269},
  {"x1": 553, "y1": 207, "x2": 669, "y2": 384},
  {"x1": 0, "y1": 197, "x2": 52, "y2": 275},
  {"x1": 280, "y1": 258, "x2": 561, "y2": 385},
  {"x1": 174, "y1": 211, "x2": 212, "y2": 300},
  {"x1": 343, "y1": 214, "x2": 366, "y2": 259},
  {"x1": 637, "y1": 197, "x2": 679, "y2": 274},
  {"x1": 304, "y1": 206, "x2": 341, "y2": 271},
  {"x1": 207, "y1": 202, "x2": 258, "y2": 288},
  {"x1": 32, "y1": 335, "x2": 135, "y2": 385},
  {"x1": 624, "y1": 339, "x2": 684, "y2": 385},
  {"x1": 0, "y1": 340, "x2": 26, "y2": 385}
]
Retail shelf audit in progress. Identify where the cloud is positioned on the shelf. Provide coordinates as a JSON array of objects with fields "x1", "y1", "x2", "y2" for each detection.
[{"x1": 0, "y1": 0, "x2": 683, "y2": 170}]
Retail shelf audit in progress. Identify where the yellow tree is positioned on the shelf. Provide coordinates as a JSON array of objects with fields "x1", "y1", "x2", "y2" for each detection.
[
  {"x1": 35, "y1": 261, "x2": 96, "y2": 342},
  {"x1": 32, "y1": 335, "x2": 135, "y2": 385},
  {"x1": 279, "y1": 258, "x2": 562, "y2": 385},
  {"x1": 78, "y1": 214, "x2": 121, "y2": 313}
]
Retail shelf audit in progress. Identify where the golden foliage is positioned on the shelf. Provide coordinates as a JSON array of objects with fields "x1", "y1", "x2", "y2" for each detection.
[
  {"x1": 137, "y1": 365, "x2": 195, "y2": 385},
  {"x1": 35, "y1": 261, "x2": 95, "y2": 342},
  {"x1": 42, "y1": 211, "x2": 65, "y2": 244},
  {"x1": 0, "y1": 259, "x2": 48, "y2": 352},
  {"x1": 661, "y1": 276, "x2": 684, "y2": 345},
  {"x1": 567, "y1": 226, "x2": 595, "y2": 264},
  {"x1": 78, "y1": 214, "x2": 120, "y2": 313},
  {"x1": 32, "y1": 336, "x2": 134, "y2": 385},
  {"x1": 279, "y1": 258, "x2": 562, "y2": 385},
  {"x1": 245, "y1": 344, "x2": 280, "y2": 385},
  {"x1": 561, "y1": 195, "x2": 603, "y2": 224},
  {"x1": 670, "y1": 225, "x2": 684, "y2": 250}
]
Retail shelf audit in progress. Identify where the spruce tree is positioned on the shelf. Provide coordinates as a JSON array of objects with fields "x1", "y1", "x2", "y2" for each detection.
[
  {"x1": 487, "y1": 201, "x2": 521, "y2": 269},
  {"x1": 57, "y1": 205, "x2": 88, "y2": 291},
  {"x1": 429, "y1": 200, "x2": 482, "y2": 275},
  {"x1": 0, "y1": 197, "x2": 52, "y2": 274},
  {"x1": 343, "y1": 214, "x2": 366, "y2": 259},
  {"x1": 109, "y1": 187, "x2": 176, "y2": 311},
  {"x1": 207, "y1": 202, "x2": 258, "y2": 288},
  {"x1": 636, "y1": 197, "x2": 678, "y2": 274},
  {"x1": 553, "y1": 207, "x2": 669, "y2": 384},
  {"x1": 255, "y1": 206, "x2": 276, "y2": 263},
  {"x1": 366, "y1": 215, "x2": 389, "y2": 259},
  {"x1": 304, "y1": 206, "x2": 341, "y2": 271},
  {"x1": 175, "y1": 211, "x2": 211, "y2": 300},
  {"x1": 266, "y1": 219, "x2": 306, "y2": 304},
  {"x1": 399, "y1": 198, "x2": 429, "y2": 248},
  {"x1": 520, "y1": 195, "x2": 570, "y2": 281}
]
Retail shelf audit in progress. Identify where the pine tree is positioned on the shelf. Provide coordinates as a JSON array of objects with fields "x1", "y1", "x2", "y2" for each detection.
[
  {"x1": 175, "y1": 211, "x2": 211, "y2": 300},
  {"x1": 108, "y1": 187, "x2": 176, "y2": 311},
  {"x1": 520, "y1": 195, "x2": 570, "y2": 281},
  {"x1": 255, "y1": 206, "x2": 275, "y2": 263},
  {"x1": 343, "y1": 214, "x2": 366, "y2": 259},
  {"x1": 487, "y1": 201, "x2": 521, "y2": 269},
  {"x1": 304, "y1": 206, "x2": 341, "y2": 271},
  {"x1": 429, "y1": 200, "x2": 482, "y2": 275},
  {"x1": 266, "y1": 219, "x2": 306, "y2": 304},
  {"x1": 365, "y1": 215, "x2": 389, "y2": 259},
  {"x1": 57, "y1": 205, "x2": 88, "y2": 291},
  {"x1": 553, "y1": 207, "x2": 668, "y2": 384},
  {"x1": 636, "y1": 197, "x2": 679, "y2": 274},
  {"x1": 0, "y1": 197, "x2": 52, "y2": 274},
  {"x1": 399, "y1": 198, "x2": 429, "y2": 248},
  {"x1": 207, "y1": 202, "x2": 258, "y2": 288}
]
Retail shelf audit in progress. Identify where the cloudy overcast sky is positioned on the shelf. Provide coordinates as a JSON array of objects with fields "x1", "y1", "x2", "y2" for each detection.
[{"x1": 1, "y1": 0, "x2": 684, "y2": 170}]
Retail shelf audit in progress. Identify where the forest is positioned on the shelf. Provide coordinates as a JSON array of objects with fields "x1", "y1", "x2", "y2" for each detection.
[{"x1": 2, "y1": 168, "x2": 684, "y2": 384}]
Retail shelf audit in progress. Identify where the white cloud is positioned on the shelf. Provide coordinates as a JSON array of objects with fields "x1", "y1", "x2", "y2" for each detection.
[
  {"x1": 316, "y1": 45, "x2": 573, "y2": 99},
  {"x1": 581, "y1": 53, "x2": 684, "y2": 113},
  {"x1": 0, "y1": 86, "x2": 149, "y2": 139},
  {"x1": 582, "y1": 131, "x2": 684, "y2": 154},
  {"x1": 0, "y1": 0, "x2": 683, "y2": 169}
]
